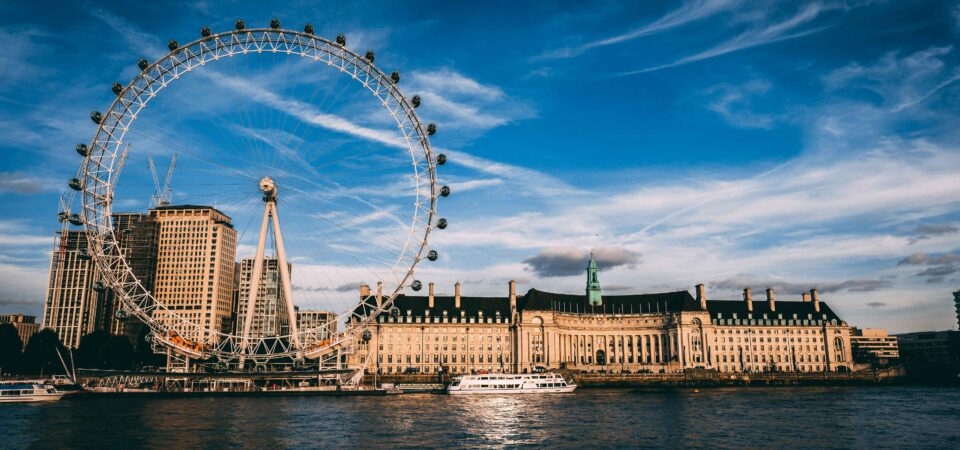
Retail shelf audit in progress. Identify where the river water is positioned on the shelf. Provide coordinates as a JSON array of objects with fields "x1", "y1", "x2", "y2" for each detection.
[{"x1": 3, "y1": 386, "x2": 959, "y2": 449}]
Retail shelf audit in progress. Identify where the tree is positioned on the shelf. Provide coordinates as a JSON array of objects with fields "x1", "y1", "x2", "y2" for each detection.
[
  {"x1": 98, "y1": 335, "x2": 134, "y2": 370},
  {"x1": 0, "y1": 323, "x2": 23, "y2": 375},
  {"x1": 22, "y1": 329, "x2": 67, "y2": 376},
  {"x1": 77, "y1": 330, "x2": 111, "y2": 369}
]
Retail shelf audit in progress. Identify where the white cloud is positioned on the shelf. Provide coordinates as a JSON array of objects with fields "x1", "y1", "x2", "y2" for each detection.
[
  {"x1": 619, "y1": 2, "x2": 833, "y2": 75},
  {"x1": 538, "y1": 0, "x2": 739, "y2": 60},
  {"x1": 705, "y1": 80, "x2": 775, "y2": 129}
]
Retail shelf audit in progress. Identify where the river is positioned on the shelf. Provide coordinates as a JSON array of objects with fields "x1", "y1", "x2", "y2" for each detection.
[{"x1": 3, "y1": 386, "x2": 959, "y2": 449}]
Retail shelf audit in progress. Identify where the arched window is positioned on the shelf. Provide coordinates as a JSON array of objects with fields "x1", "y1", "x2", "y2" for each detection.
[{"x1": 834, "y1": 337, "x2": 845, "y2": 362}]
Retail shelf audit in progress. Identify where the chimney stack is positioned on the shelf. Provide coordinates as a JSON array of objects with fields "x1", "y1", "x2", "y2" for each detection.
[
  {"x1": 802, "y1": 292, "x2": 811, "y2": 302},
  {"x1": 766, "y1": 288, "x2": 776, "y2": 312},
  {"x1": 376, "y1": 281, "x2": 383, "y2": 307},
  {"x1": 360, "y1": 284, "x2": 370, "y2": 299},
  {"x1": 696, "y1": 284, "x2": 707, "y2": 310},
  {"x1": 428, "y1": 282, "x2": 435, "y2": 309},
  {"x1": 509, "y1": 280, "x2": 517, "y2": 320},
  {"x1": 455, "y1": 282, "x2": 461, "y2": 309},
  {"x1": 743, "y1": 287, "x2": 753, "y2": 312},
  {"x1": 810, "y1": 288, "x2": 820, "y2": 313}
]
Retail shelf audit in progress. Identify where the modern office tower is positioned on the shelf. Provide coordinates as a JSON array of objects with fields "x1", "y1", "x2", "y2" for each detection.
[
  {"x1": 297, "y1": 309, "x2": 337, "y2": 346},
  {"x1": 150, "y1": 205, "x2": 237, "y2": 345},
  {"x1": 0, "y1": 314, "x2": 40, "y2": 349},
  {"x1": 105, "y1": 213, "x2": 159, "y2": 341},
  {"x1": 42, "y1": 230, "x2": 104, "y2": 348},
  {"x1": 237, "y1": 258, "x2": 292, "y2": 339}
]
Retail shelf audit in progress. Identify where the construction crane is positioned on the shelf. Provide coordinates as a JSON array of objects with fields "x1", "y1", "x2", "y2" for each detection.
[{"x1": 148, "y1": 154, "x2": 177, "y2": 208}]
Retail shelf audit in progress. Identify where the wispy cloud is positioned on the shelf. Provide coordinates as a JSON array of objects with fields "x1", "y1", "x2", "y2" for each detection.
[
  {"x1": 618, "y1": 2, "x2": 833, "y2": 75},
  {"x1": 705, "y1": 79, "x2": 775, "y2": 129},
  {"x1": 537, "y1": 0, "x2": 739, "y2": 60},
  {"x1": 0, "y1": 171, "x2": 57, "y2": 194}
]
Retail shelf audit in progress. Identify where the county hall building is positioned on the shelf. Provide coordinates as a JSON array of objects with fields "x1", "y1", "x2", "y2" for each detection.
[{"x1": 348, "y1": 255, "x2": 854, "y2": 375}]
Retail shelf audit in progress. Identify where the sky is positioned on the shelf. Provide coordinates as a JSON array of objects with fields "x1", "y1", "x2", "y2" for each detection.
[{"x1": 1, "y1": 0, "x2": 959, "y2": 333}]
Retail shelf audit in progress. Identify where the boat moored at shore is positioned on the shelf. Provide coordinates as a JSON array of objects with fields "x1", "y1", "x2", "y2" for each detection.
[{"x1": 0, "y1": 381, "x2": 66, "y2": 403}]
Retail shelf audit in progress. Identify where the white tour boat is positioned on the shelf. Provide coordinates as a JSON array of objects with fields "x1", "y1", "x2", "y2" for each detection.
[
  {"x1": 447, "y1": 373, "x2": 576, "y2": 395},
  {"x1": 0, "y1": 381, "x2": 66, "y2": 403}
]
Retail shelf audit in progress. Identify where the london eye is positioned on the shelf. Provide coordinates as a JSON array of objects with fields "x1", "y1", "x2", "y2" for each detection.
[{"x1": 61, "y1": 19, "x2": 451, "y2": 368}]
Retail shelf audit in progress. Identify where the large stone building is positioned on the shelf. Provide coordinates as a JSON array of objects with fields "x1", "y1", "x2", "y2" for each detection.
[
  {"x1": 236, "y1": 258, "x2": 291, "y2": 338},
  {"x1": 348, "y1": 256, "x2": 854, "y2": 375},
  {"x1": 42, "y1": 230, "x2": 104, "y2": 348},
  {"x1": 150, "y1": 205, "x2": 237, "y2": 344},
  {"x1": 0, "y1": 314, "x2": 39, "y2": 349}
]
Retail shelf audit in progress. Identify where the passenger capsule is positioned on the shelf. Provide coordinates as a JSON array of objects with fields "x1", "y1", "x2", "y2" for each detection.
[
  {"x1": 364, "y1": 50, "x2": 375, "y2": 62},
  {"x1": 390, "y1": 307, "x2": 401, "y2": 318},
  {"x1": 137, "y1": 58, "x2": 149, "y2": 71},
  {"x1": 304, "y1": 24, "x2": 315, "y2": 35},
  {"x1": 57, "y1": 211, "x2": 68, "y2": 222},
  {"x1": 76, "y1": 143, "x2": 89, "y2": 157},
  {"x1": 167, "y1": 40, "x2": 179, "y2": 51},
  {"x1": 200, "y1": 26, "x2": 212, "y2": 37},
  {"x1": 236, "y1": 19, "x2": 246, "y2": 30},
  {"x1": 115, "y1": 309, "x2": 128, "y2": 320},
  {"x1": 436, "y1": 153, "x2": 447, "y2": 165},
  {"x1": 336, "y1": 33, "x2": 346, "y2": 46},
  {"x1": 68, "y1": 178, "x2": 83, "y2": 191},
  {"x1": 411, "y1": 95, "x2": 421, "y2": 108},
  {"x1": 69, "y1": 213, "x2": 83, "y2": 226},
  {"x1": 270, "y1": 18, "x2": 281, "y2": 29},
  {"x1": 427, "y1": 250, "x2": 439, "y2": 261},
  {"x1": 144, "y1": 332, "x2": 153, "y2": 343},
  {"x1": 437, "y1": 218, "x2": 448, "y2": 229},
  {"x1": 427, "y1": 123, "x2": 437, "y2": 135},
  {"x1": 111, "y1": 82, "x2": 123, "y2": 95},
  {"x1": 93, "y1": 281, "x2": 106, "y2": 292},
  {"x1": 391, "y1": 71, "x2": 400, "y2": 83},
  {"x1": 361, "y1": 330, "x2": 372, "y2": 342},
  {"x1": 90, "y1": 111, "x2": 103, "y2": 124},
  {"x1": 411, "y1": 280, "x2": 422, "y2": 291},
  {"x1": 78, "y1": 248, "x2": 91, "y2": 260},
  {"x1": 440, "y1": 185, "x2": 451, "y2": 197}
]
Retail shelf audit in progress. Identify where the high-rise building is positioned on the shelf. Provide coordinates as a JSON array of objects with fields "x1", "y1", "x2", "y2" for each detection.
[
  {"x1": 105, "y1": 213, "x2": 159, "y2": 341},
  {"x1": 150, "y1": 205, "x2": 236, "y2": 345},
  {"x1": 0, "y1": 314, "x2": 39, "y2": 349},
  {"x1": 41, "y1": 230, "x2": 104, "y2": 348},
  {"x1": 237, "y1": 258, "x2": 291, "y2": 339}
]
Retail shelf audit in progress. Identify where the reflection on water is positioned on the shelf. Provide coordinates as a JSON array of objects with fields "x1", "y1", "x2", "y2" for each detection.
[{"x1": 3, "y1": 387, "x2": 960, "y2": 449}]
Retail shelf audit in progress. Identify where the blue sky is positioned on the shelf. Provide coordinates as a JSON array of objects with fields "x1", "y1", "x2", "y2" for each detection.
[{"x1": 1, "y1": 0, "x2": 959, "y2": 333}]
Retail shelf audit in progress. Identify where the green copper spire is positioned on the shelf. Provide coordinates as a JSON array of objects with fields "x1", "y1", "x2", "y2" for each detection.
[{"x1": 586, "y1": 252, "x2": 602, "y2": 306}]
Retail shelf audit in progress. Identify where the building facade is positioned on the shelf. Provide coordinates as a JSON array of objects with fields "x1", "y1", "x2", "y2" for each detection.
[
  {"x1": 150, "y1": 205, "x2": 237, "y2": 345},
  {"x1": 296, "y1": 309, "x2": 338, "y2": 346},
  {"x1": 0, "y1": 314, "x2": 39, "y2": 349},
  {"x1": 236, "y1": 258, "x2": 291, "y2": 338},
  {"x1": 895, "y1": 330, "x2": 960, "y2": 369},
  {"x1": 105, "y1": 213, "x2": 159, "y2": 340},
  {"x1": 954, "y1": 289, "x2": 959, "y2": 331},
  {"x1": 347, "y1": 256, "x2": 855, "y2": 375},
  {"x1": 42, "y1": 230, "x2": 104, "y2": 348},
  {"x1": 850, "y1": 328, "x2": 899, "y2": 363}
]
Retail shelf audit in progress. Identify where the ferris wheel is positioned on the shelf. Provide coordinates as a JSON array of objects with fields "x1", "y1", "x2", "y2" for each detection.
[{"x1": 64, "y1": 19, "x2": 452, "y2": 367}]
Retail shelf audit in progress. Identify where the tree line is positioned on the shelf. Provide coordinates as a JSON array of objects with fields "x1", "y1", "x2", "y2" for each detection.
[{"x1": 0, "y1": 324, "x2": 164, "y2": 376}]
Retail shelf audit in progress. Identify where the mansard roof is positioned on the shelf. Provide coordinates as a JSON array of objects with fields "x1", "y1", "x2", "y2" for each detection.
[
  {"x1": 520, "y1": 288, "x2": 700, "y2": 313},
  {"x1": 367, "y1": 294, "x2": 512, "y2": 319},
  {"x1": 705, "y1": 299, "x2": 845, "y2": 323}
]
